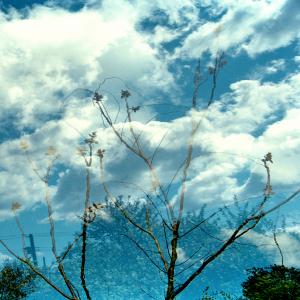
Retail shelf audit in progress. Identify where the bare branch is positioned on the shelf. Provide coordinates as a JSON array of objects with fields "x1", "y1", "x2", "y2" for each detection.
[
  {"x1": 22, "y1": 147, "x2": 78, "y2": 298},
  {"x1": 179, "y1": 208, "x2": 223, "y2": 239},
  {"x1": 120, "y1": 234, "x2": 167, "y2": 274},
  {"x1": 175, "y1": 245, "x2": 203, "y2": 268},
  {"x1": 59, "y1": 233, "x2": 83, "y2": 263},
  {"x1": 173, "y1": 187, "x2": 300, "y2": 297},
  {"x1": 146, "y1": 208, "x2": 169, "y2": 271},
  {"x1": 95, "y1": 94, "x2": 174, "y2": 221},
  {"x1": 79, "y1": 132, "x2": 98, "y2": 300},
  {"x1": 99, "y1": 154, "x2": 169, "y2": 272},
  {"x1": 0, "y1": 240, "x2": 74, "y2": 300},
  {"x1": 192, "y1": 59, "x2": 201, "y2": 108},
  {"x1": 273, "y1": 230, "x2": 284, "y2": 266},
  {"x1": 263, "y1": 188, "x2": 300, "y2": 216},
  {"x1": 11, "y1": 203, "x2": 28, "y2": 259},
  {"x1": 173, "y1": 216, "x2": 261, "y2": 297},
  {"x1": 207, "y1": 52, "x2": 225, "y2": 107}
]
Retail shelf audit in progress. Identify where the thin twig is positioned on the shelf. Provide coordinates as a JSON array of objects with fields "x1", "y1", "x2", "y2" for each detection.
[
  {"x1": 59, "y1": 233, "x2": 83, "y2": 262},
  {"x1": 0, "y1": 240, "x2": 74, "y2": 300},
  {"x1": 99, "y1": 156, "x2": 169, "y2": 272},
  {"x1": 120, "y1": 234, "x2": 166, "y2": 274},
  {"x1": 273, "y1": 230, "x2": 284, "y2": 266}
]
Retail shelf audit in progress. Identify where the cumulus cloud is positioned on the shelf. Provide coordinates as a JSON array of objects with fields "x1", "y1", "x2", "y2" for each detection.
[
  {"x1": 0, "y1": 4, "x2": 174, "y2": 130},
  {"x1": 2, "y1": 69, "x2": 300, "y2": 218},
  {"x1": 0, "y1": 1, "x2": 300, "y2": 222},
  {"x1": 241, "y1": 230, "x2": 300, "y2": 267},
  {"x1": 244, "y1": 0, "x2": 300, "y2": 56},
  {"x1": 88, "y1": 70, "x2": 300, "y2": 211},
  {"x1": 177, "y1": 0, "x2": 300, "y2": 58},
  {"x1": 254, "y1": 108, "x2": 300, "y2": 185},
  {"x1": 0, "y1": 1, "x2": 178, "y2": 219}
]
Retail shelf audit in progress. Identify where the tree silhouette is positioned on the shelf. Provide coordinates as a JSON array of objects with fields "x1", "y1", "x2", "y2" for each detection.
[
  {"x1": 0, "y1": 261, "x2": 36, "y2": 300},
  {"x1": 242, "y1": 265, "x2": 300, "y2": 300}
]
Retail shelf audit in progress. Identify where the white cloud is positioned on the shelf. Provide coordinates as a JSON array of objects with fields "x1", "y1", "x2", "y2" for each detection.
[
  {"x1": 0, "y1": 1, "x2": 300, "y2": 221},
  {"x1": 0, "y1": 4, "x2": 174, "y2": 129},
  {"x1": 250, "y1": 59, "x2": 287, "y2": 80},
  {"x1": 89, "y1": 68, "x2": 300, "y2": 209},
  {"x1": 0, "y1": 253, "x2": 12, "y2": 265},
  {"x1": 166, "y1": 72, "x2": 300, "y2": 208},
  {"x1": 177, "y1": 0, "x2": 300, "y2": 58},
  {"x1": 254, "y1": 108, "x2": 300, "y2": 185},
  {"x1": 176, "y1": 247, "x2": 188, "y2": 263},
  {"x1": 0, "y1": 1, "x2": 178, "y2": 218},
  {"x1": 244, "y1": 0, "x2": 300, "y2": 56},
  {"x1": 241, "y1": 230, "x2": 300, "y2": 267},
  {"x1": 92, "y1": 0, "x2": 199, "y2": 25},
  {"x1": 3, "y1": 70, "x2": 300, "y2": 217},
  {"x1": 264, "y1": 59, "x2": 286, "y2": 75},
  {"x1": 2, "y1": 66, "x2": 300, "y2": 218}
]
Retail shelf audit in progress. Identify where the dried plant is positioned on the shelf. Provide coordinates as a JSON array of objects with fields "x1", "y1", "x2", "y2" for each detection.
[
  {"x1": 93, "y1": 52, "x2": 300, "y2": 300},
  {"x1": 1, "y1": 130, "x2": 107, "y2": 299},
  {"x1": 1, "y1": 52, "x2": 299, "y2": 300},
  {"x1": 11, "y1": 202, "x2": 28, "y2": 259},
  {"x1": 78, "y1": 131, "x2": 100, "y2": 300},
  {"x1": 1, "y1": 142, "x2": 97, "y2": 300}
]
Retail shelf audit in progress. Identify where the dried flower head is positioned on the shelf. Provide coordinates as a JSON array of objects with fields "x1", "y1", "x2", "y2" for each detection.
[
  {"x1": 96, "y1": 148, "x2": 105, "y2": 158},
  {"x1": 84, "y1": 131, "x2": 98, "y2": 145},
  {"x1": 214, "y1": 24, "x2": 223, "y2": 35},
  {"x1": 77, "y1": 147, "x2": 87, "y2": 156},
  {"x1": 45, "y1": 146, "x2": 57, "y2": 156},
  {"x1": 264, "y1": 185, "x2": 274, "y2": 197},
  {"x1": 131, "y1": 106, "x2": 140, "y2": 113},
  {"x1": 121, "y1": 89, "x2": 131, "y2": 99},
  {"x1": 92, "y1": 202, "x2": 105, "y2": 210},
  {"x1": 11, "y1": 202, "x2": 21, "y2": 212},
  {"x1": 83, "y1": 202, "x2": 106, "y2": 223},
  {"x1": 262, "y1": 152, "x2": 273, "y2": 163},
  {"x1": 93, "y1": 92, "x2": 103, "y2": 103},
  {"x1": 265, "y1": 152, "x2": 273, "y2": 163},
  {"x1": 20, "y1": 140, "x2": 29, "y2": 151}
]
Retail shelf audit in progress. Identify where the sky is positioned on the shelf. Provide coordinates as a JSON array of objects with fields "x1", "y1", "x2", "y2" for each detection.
[{"x1": 0, "y1": 0, "x2": 300, "y2": 291}]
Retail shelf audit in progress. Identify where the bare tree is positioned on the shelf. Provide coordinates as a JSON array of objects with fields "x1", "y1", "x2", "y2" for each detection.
[
  {"x1": 1, "y1": 53, "x2": 299, "y2": 300},
  {"x1": 0, "y1": 138, "x2": 103, "y2": 300},
  {"x1": 92, "y1": 52, "x2": 300, "y2": 300}
]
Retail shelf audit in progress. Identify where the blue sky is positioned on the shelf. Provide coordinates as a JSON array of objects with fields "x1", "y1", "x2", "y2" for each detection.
[{"x1": 0, "y1": 0, "x2": 300, "y2": 288}]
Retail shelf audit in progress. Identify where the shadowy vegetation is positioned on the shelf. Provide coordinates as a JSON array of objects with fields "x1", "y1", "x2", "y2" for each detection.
[
  {"x1": 60, "y1": 200, "x2": 273, "y2": 299},
  {"x1": 0, "y1": 261, "x2": 36, "y2": 299},
  {"x1": 242, "y1": 265, "x2": 300, "y2": 300}
]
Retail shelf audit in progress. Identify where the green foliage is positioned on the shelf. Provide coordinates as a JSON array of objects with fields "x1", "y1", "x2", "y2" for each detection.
[
  {"x1": 200, "y1": 286, "x2": 241, "y2": 300},
  {"x1": 0, "y1": 261, "x2": 36, "y2": 299},
  {"x1": 242, "y1": 265, "x2": 300, "y2": 300}
]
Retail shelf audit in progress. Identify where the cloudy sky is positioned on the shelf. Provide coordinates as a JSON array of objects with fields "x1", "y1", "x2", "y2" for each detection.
[{"x1": 0, "y1": 0, "x2": 300, "y2": 268}]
